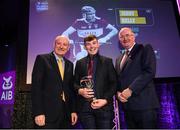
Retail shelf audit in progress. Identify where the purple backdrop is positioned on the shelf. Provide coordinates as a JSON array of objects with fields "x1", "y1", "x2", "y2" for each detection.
[{"x1": 26, "y1": 0, "x2": 180, "y2": 84}]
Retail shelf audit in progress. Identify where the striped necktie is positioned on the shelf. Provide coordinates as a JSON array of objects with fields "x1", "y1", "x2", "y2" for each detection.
[{"x1": 120, "y1": 50, "x2": 129, "y2": 70}]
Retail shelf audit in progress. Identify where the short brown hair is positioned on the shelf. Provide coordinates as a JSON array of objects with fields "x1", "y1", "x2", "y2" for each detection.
[{"x1": 84, "y1": 35, "x2": 97, "y2": 44}]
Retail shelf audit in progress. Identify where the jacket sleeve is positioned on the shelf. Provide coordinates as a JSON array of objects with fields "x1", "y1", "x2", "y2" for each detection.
[
  {"x1": 129, "y1": 44, "x2": 156, "y2": 95},
  {"x1": 115, "y1": 57, "x2": 122, "y2": 91},
  {"x1": 103, "y1": 59, "x2": 117, "y2": 102},
  {"x1": 31, "y1": 55, "x2": 45, "y2": 117},
  {"x1": 74, "y1": 60, "x2": 82, "y2": 94},
  {"x1": 69, "y1": 63, "x2": 77, "y2": 113}
]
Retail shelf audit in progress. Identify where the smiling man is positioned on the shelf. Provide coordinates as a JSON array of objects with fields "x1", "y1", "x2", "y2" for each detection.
[
  {"x1": 74, "y1": 35, "x2": 117, "y2": 129},
  {"x1": 115, "y1": 27, "x2": 159, "y2": 129},
  {"x1": 31, "y1": 35, "x2": 78, "y2": 128}
]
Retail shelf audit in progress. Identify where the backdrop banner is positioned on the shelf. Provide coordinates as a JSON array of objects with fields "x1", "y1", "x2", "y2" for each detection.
[{"x1": 0, "y1": 71, "x2": 15, "y2": 105}]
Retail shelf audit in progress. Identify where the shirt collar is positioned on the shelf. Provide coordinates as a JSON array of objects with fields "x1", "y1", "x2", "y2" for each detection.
[
  {"x1": 53, "y1": 52, "x2": 64, "y2": 62},
  {"x1": 87, "y1": 52, "x2": 99, "y2": 60},
  {"x1": 128, "y1": 42, "x2": 136, "y2": 52}
]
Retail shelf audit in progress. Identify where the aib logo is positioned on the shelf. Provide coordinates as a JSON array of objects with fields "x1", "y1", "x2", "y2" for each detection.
[
  {"x1": 1, "y1": 76, "x2": 13, "y2": 100},
  {"x1": 2, "y1": 76, "x2": 13, "y2": 90}
]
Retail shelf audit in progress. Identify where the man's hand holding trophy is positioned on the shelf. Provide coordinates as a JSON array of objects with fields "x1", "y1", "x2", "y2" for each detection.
[
  {"x1": 78, "y1": 75, "x2": 107, "y2": 109},
  {"x1": 78, "y1": 75, "x2": 96, "y2": 101}
]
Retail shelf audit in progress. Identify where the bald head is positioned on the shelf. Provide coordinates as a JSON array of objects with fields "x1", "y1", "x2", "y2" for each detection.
[
  {"x1": 54, "y1": 35, "x2": 70, "y2": 57},
  {"x1": 54, "y1": 35, "x2": 69, "y2": 45},
  {"x1": 119, "y1": 27, "x2": 134, "y2": 37},
  {"x1": 118, "y1": 27, "x2": 135, "y2": 49}
]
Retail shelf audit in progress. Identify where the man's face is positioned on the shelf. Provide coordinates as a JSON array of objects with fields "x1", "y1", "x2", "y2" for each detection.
[
  {"x1": 84, "y1": 39, "x2": 100, "y2": 56},
  {"x1": 119, "y1": 28, "x2": 135, "y2": 49},
  {"x1": 85, "y1": 13, "x2": 96, "y2": 22},
  {"x1": 54, "y1": 36, "x2": 70, "y2": 57}
]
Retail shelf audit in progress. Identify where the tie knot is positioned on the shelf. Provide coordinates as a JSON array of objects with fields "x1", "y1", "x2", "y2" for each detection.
[
  {"x1": 89, "y1": 58, "x2": 93, "y2": 63},
  {"x1": 58, "y1": 58, "x2": 63, "y2": 64}
]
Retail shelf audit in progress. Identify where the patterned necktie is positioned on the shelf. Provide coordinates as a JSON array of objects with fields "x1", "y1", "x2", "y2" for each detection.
[
  {"x1": 57, "y1": 58, "x2": 65, "y2": 101},
  {"x1": 120, "y1": 50, "x2": 129, "y2": 70}
]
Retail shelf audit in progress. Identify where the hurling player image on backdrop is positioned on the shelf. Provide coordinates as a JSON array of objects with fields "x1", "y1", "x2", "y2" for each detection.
[{"x1": 62, "y1": 6, "x2": 118, "y2": 64}]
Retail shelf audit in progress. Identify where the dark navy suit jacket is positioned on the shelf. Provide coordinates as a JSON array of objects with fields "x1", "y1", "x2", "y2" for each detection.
[
  {"x1": 74, "y1": 54, "x2": 117, "y2": 112},
  {"x1": 115, "y1": 44, "x2": 159, "y2": 110},
  {"x1": 31, "y1": 52, "x2": 76, "y2": 122}
]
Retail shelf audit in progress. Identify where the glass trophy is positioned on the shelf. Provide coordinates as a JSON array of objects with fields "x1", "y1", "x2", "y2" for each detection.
[{"x1": 80, "y1": 75, "x2": 96, "y2": 101}]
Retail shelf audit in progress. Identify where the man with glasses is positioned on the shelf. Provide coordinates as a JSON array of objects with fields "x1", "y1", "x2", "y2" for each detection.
[{"x1": 115, "y1": 27, "x2": 159, "y2": 129}]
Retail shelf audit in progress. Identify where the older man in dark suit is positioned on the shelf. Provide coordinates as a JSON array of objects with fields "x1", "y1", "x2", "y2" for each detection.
[
  {"x1": 31, "y1": 35, "x2": 78, "y2": 128},
  {"x1": 115, "y1": 27, "x2": 159, "y2": 129},
  {"x1": 74, "y1": 35, "x2": 117, "y2": 129}
]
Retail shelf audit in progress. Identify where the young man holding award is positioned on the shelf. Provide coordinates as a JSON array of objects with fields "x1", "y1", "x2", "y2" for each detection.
[{"x1": 74, "y1": 34, "x2": 117, "y2": 129}]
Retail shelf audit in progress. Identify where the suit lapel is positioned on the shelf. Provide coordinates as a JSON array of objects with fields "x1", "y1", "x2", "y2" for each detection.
[
  {"x1": 63, "y1": 58, "x2": 69, "y2": 82},
  {"x1": 82, "y1": 57, "x2": 88, "y2": 76},
  {"x1": 116, "y1": 55, "x2": 123, "y2": 74},
  {"x1": 122, "y1": 56, "x2": 132, "y2": 71},
  {"x1": 50, "y1": 52, "x2": 63, "y2": 82},
  {"x1": 122, "y1": 44, "x2": 141, "y2": 71},
  {"x1": 94, "y1": 55, "x2": 103, "y2": 87}
]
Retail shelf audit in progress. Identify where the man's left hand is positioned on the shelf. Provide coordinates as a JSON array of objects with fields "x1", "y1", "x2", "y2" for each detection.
[
  {"x1": 121, "y1": 88, "x2": 132, "y2": 99},
  {"x1": 71, "y1": 112, "x2": 78, "y2": 125}
]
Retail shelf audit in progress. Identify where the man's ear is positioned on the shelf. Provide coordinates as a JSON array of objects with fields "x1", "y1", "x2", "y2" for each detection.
[
  {"x1": 97, "y1": 42, "x2": 100, "y2": 47},
  {"x1": 53, "y1": 42, "x2": 56, "y2": 50},
  {"x1": 83, "y1": 45, "x2": 87, "y2": 50},
  {"x1": 67, "y1": 44, "x2": 70, "y2": 51}
]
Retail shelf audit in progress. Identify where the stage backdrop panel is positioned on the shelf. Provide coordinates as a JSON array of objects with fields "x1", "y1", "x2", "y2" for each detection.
[{"x1": 27, "y1": 0, "x2": 180, "y2": 84}]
